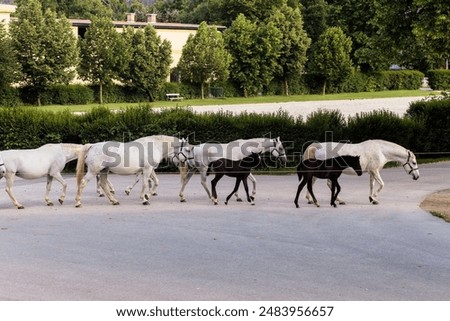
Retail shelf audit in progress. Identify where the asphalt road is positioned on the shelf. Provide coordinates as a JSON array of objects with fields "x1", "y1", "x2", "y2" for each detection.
[{"x1": 0, "y1": 161, "x2": 449, "y2": 300}]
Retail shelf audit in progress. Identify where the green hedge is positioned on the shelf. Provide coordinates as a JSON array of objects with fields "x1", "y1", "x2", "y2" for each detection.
[
  {"x1": 373, "y1": 70, "x2": 424, "y2": 90},
  {"x1": 427, "y1": 70, "x2": 450, "y2": 90}
]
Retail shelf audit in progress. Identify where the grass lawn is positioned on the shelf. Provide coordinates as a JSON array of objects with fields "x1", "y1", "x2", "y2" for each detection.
[{"x1": 34, "y1": 89, "x2": 439, "y2": 113}]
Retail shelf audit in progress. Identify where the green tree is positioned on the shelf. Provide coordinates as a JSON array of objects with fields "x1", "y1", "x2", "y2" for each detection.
[
  {"x1": 78, "y1": 17, "x2": 124, "y2": 104},
  {"x1": 224, "y1": 14, "x2": 282, "y2": 97},
  {"x1": 309, "y1": 26, "x2": 353, "y2": 95},
  {"x1": 412, "y1": 0, "x2": 450, "y2": 69},
  {"x1": 0, "y1": 24, "x2": 21, "y2": 91},
  {"x1": 177, "y1": 22, "x2": 231, "y2": 99},
  {"x1": 272, "y1": 4, "x2": 311, "y2": 95},
  {"x1": 301, "y1": 0, "x2": 329, "y2": 45},
  {"x1": 122, "y1": 25, "x2": 172, "y2": 101},
  {"x1": 372, "y1": 0, "x2": 429, "y2": 70},
  {"x1": 11, "y1": 0, "x2": 78, "y2": 105}
]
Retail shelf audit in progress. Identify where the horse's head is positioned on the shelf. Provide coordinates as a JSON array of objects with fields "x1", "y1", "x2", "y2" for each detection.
[
  {"x1": 0, "y1": 154, "x2": 5, "y2": 179},
  {"x1": 270, "y1": 137, "x2": 287, "y2": 165},
  {"x1": 403, "y1": 150, "x2": 420, "y2": 180},
  {"x1": 173, "y1": 138, "x2": 193, "y2": 165}
]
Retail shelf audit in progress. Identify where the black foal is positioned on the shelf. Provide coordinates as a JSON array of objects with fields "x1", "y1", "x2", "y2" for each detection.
[
  {"x1": 294, "y1": 155, "x2": 362, "y2": 208},
  {"x1": 208, "y1": 152, "x2": 261, "y2": 205}
]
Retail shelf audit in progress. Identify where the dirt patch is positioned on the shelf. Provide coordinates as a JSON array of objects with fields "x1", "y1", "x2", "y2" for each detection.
[{"x1": 420, "y1": 189, "x2": 450, "y2": 222}]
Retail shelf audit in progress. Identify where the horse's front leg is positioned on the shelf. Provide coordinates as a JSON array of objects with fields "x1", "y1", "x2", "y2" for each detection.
[
  {"x1": 199, "y1": 167, "x2": 213, "y2": 202},
  {"x1": 45, "y1": 175, "x2": 55, "y2": 206},
  {"x1": 140, "y1": 168, "x2": 153, "y2": 205},
  {"x1": 4, "y1": 173, "x2": 24, "y2": 209},
  {"x1": 327, "y1": 178, "x2": 345, "y2": 205},
  {"x1": 211, "y1": 174, "x2": 223, "y2": 205},
  {"x1": 49, "y1": 172, "x2": 67, "y2": 205},
  {"x1": 179, "y1": 167, "x2": 196, "y2": 202},
  {"x1": 368, "y1": 170, "x2": 384, "y2": 205},
  {"x1": 125, "y1": 172, "x2": 141, "y2": 196},
  {"x1": 242, "y1": 177, "x2": 254, "y2": 205},
  {"x1": 329, "y1": 179, "x2": 339, "y2": 207},
  {"x1": 149, "y1": 170, "x2": 159, "y2": 196}
]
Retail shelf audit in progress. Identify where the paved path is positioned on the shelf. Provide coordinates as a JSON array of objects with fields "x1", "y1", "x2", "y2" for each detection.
[
  {"x1": 0, "y1": 161, "x2": 449, "y2": 300},
  {"x1": 191, "y1": 96, "x2": 427, "y2": 118}
]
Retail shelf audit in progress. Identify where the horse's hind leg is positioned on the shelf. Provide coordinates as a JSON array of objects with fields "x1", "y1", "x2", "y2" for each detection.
[
  {"x1": 294, "y1": 177, "x2": 308, "y2": 208},
  {"x1": 51, "y1": 172, "x2": 67, "y2": 205},
  {"x1": 5, "y1": 173, "x2": 24, "y2": 209},
  {"x1": 98, "y1": 172, "x2": 120, "y2": 206},
  {"x1": 329, "y1": 179, "x2": 339, "y2": 207},
  {"x1": 305, "y1": 176, "x2": 317, "y2": 204},
  {"x1": 306, "y1": 179, "x2": 320, "y2": 207},
  {"x1": 369, "y1": 170, "x2": 384, "y2": 205}
]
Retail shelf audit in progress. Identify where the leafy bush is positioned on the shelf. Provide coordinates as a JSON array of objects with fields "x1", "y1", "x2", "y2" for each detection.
[
  {"x1": 347, "y1": 109, "x2": 415, "y2": 147},
  {"x1": 374, "y1": 70, "x2": 424, "y2": 90},
  {"x1": 406, "y1": 95, "x2": 450, "y2": 152},
  {"x1": 427, "y1": 70, "x2": 450, "y2": 90}
]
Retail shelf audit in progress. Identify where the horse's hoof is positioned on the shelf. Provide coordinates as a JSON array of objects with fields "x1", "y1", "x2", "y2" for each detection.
[
  {"x1": 112, "y1": 201, "x2": 120, "y2": 206},
  {"x1": 250, "y1": 196, "x2": 255, "y2": 201},
  {"x1": 372, "y1": 200, "x2": 379, "y2": 205},
  {"x1": 125, "y1": 190, "x2": 130, "y2": 196},
  {"x1": 315, "y1": 204, "x2": 320, "y2": 208},
  {"x1": 75, "y1": 203, "x2": 82, "y2": 208},
  {"x1": 332, "y1": 204, "x2": 337, "y2": 208},
  {"x1": 295, "y1": 204, "x2": 299, "y2": 208},
  {"x1": 236, "y1": 198, "x2": 243, "y2": 202},
  {"x1": 307, "y1": 201, "x2": 313, "y2": 204},
  {"x1": 143, "y1": 200, "x2": 150, "y2": 205},
  {"x1": 58, "y1": 199, "x2": 64, "y2": 205},
  {"x1": 99, "y1": 193, "x2": 105, "y2": 198},
  {"x1": 180, "y1": 199, "x2": 186, "y2": 203},
  {"x1": 339, "y1": 201, "x2": 346, "y2": 205},
  {"x1": 17, "y1": 205, "x2": 25, "y2": 210},
  {"x1": 251, "y1": 202, "x2": 255, "y2": 206},
  {"x1": 47, "y1": 202, "x2": 54, "y2": 206},
  {"x1": 151, "y1": 192, "x2": 158, "y2": 196},
  {"x1": 224, "y1": 201, "x2": 228, "y2": 205}
]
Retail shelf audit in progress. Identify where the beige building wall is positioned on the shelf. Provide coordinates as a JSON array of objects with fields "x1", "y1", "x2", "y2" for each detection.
[
  {"x1": 0, "y1": 5, "x2": 224, "y2": 81},
  {"x1": 0, "y1": 4, "x2": 16, "y2": 29}
]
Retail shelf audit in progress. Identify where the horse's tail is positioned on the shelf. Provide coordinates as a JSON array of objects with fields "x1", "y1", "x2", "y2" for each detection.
[{"x1": 76, "y1": 144, "x2": 92, "y2": 186}]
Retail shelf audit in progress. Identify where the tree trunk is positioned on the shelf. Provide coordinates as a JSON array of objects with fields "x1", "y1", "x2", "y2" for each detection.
[
  {"x1": 284, "y1": 78, "x2": 289, "y2": 96},
  {"x1": 99, "y1": 83, "x2": 103, "y2": 104},
  {"x1": 322, "y1": 79, "x2": 327, "y2": 95},
  {"x1": 201, "y1": 83, "x2": 204, "y2": 99}
]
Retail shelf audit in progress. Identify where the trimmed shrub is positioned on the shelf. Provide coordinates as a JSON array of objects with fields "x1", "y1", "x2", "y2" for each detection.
[
  {"x1": 406, "y1": 95, "x2": 450, "y2": 152},
  {"x1": 374, "y1": 70, "x2": 424, "y2": 90},
  {"x1": 427, "y1": 70, "x2": 450, "y2": 90},
  {"x1": 346, "y1": 109, "x2": 416, "y2": 147}
]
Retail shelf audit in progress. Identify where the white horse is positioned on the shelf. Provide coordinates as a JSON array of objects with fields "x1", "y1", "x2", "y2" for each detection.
[
  {"x1": 178, "y1": 137, "x2": 287, "y2": 203},
  {"x1": 75, "y1": 135, "x2": 186, "y2": 207},
  {"x1": 0, "y1": 144, "x2": 83, "y2": 209},
  {"x1": 303, "y1": 139, "x2": 420, "y2": 204},
  {"x1": 0, "y1": 154, "x2": 6, "y2": 179}
]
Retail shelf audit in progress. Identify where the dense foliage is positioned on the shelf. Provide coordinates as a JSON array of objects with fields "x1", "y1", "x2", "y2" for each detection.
[{"x1": 2, "y1": 97, "x2": 450, "y2": 163}]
